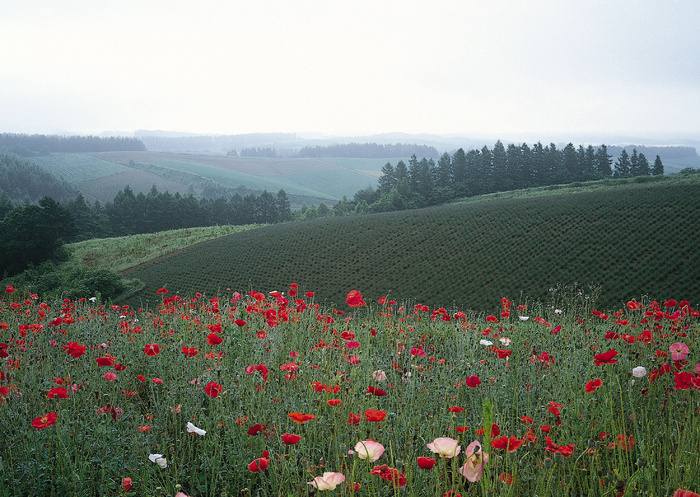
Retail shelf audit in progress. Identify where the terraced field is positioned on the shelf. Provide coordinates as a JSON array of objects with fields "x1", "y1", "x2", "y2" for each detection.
[{"x1": 119, "y1": 174, "x2": 700, "y2": 311}]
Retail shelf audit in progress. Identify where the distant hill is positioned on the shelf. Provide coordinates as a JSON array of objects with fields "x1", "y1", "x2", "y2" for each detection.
[{"x1": 117, "y1": 174, "x2": 700, "y2": 311}]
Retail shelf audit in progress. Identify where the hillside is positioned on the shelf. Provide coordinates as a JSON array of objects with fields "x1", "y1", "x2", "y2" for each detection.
[
  {"x1": 28, "y1": 151, "x2": 388, "y2": 207},
  {"x1": 117, "y1": 174, "x2": 700, "y2": 311}
]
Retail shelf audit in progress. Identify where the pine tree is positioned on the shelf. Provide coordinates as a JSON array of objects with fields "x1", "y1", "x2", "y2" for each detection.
[
  {"x1": 637, "y1": 153, "x2": 650, "y2": 176},
  {"x1": 378, "y1": 162, "x2": 396, "y2": 194},
  {"x1": 595, "y1": 145, "x2": 613, "y2": 177},
  {"x1": 652, "y1": 155, "x2": 664, "y2": 175},
  {"x1": 614, "y1": 149, "x2": 631, "y2": 178}
]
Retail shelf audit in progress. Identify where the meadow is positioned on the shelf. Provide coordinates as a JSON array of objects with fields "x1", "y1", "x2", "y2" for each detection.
[{"x1": 0, "y1": 282, "x2": 698, "y2": 496}]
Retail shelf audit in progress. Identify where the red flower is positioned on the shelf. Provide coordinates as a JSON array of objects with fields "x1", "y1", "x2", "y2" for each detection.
[
  {"x1": 282, "y1": 433, "x2": 301, "y2": 445},
  {"x1": 5, "y1": 285, "x2": 15, "y2": 293},
  {"x1": 204, "y1": 381, "x2": 223, "y2": 398},
  {"x1": 540, "y1": 425, "x2": 551, "y2": 433},
  {"x1": 585, "y1": 378, "x2": 603, "y2": 393},
  {"x1": 490, "y1": 435, "x2": 523, "y2": 452},
  {"x1": 367, "y1": 386, "x2": 387, "y2": 396},
  {"x1": 371, "y1": 464, "x2": 406, "y2": 487},
  {"x1": 121, "y1": 478, "x2": 132, "y2": 493},
  {"x1": 499, "y1": 472, "x2": 514, "y2": 485},
  {"x1": 247, "y1": 423, "x2": 266, "y2": 435},
  {"x1": 475, "y1": 423, "x2": 500, "y2": 437},
  {"x1": 417, "y1": 457, "x2": 436, "y2": 469},
  {"x1": 62, "y1": 341, "x2": 86, "y2": 358},
  {"x1": 156, "y1": 287, "x2": 168, "y2": 294},
  {"x1": 327, "y1": 399, "x2": 342, "y2": 406},
  {"x1": 32, "y1": 412, "x2": 58, "y2": 429},
  {"x1": 181, "y1": 346, "x2": 199, "y2": 357},
  {"x1": 207, "y1": 333, "x2": 223, "y2": 346},
  {"x1": 248, "y1": 455, "x2": 269, "y2": 472},
  {"x1": 144, "y1": 343, "x2": 160, "y2": 356},
  {"x1": 95, "y1": 357, "x2": 115, "y2": 367},
  {"x1": 346, "y1": 290, "x2": 366, "y2": 307},
  {"x1": 548, "y1": 402, "x2": 562, "y2": 417},
  {"x1": 674, "y1": 490, "x2": 700, "y2": 497},
  {"x1": 347, "y1": 412, "x2": 362, "y2": 424},
  {"x1": 544, "y1": 436, "x2": 575, "y2": 457},
  {"x1": 486, "y1": 315, "x2": 498, "y2": 323},
  {"x1": 288, "y1": 412, "x2": 315, "y2": 424},
  {"x1": 234, "y1": 319, "x2": 247, "y2": 327},
  {"x1": 593, "y1": 350, "x2": 619, "y2": 365},
  {"x1": 448, "y1": 406, "x2": 464, "y2": 413},
  {"x1": 47, "y1": 387, "x2": 69, "y2": 399},
  {"x1": 496, "y1": 349, "x2": 512, "y2": 360},
  {"x1": 521, "y1": 415, "x2": 533, "y2": 424},
  {"x1": 364, "y1": 409, "x2": 387, "y2": 422},
  {"x1": 465, "y1": 375, "x2": 482, "y2": 388}
]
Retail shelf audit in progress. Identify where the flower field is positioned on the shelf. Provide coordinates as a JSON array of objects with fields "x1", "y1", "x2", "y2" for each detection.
[{"x1": 1, "y1": 283, "x2": 699, "y2": 496}]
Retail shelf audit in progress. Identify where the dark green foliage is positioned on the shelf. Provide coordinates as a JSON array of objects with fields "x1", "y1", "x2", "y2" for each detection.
[
  {"x1": 0, "y1": 150, "x2": 77, "y2": 202},
  {"x1": 0, "y1": 133, "x2": 145, "y2": 154},
  {"x1": 120, "y1": 176, "x2": 700, "y2": 311}
]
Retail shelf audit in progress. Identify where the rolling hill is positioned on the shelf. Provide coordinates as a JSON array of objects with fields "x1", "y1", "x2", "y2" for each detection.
[{"x1": 115, "y1": 173, "x2": 700, "y2": 311}]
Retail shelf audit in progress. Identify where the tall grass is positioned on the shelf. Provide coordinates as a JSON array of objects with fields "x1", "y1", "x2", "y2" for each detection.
[{"x1": 1, "y1": 284, "x2": 698, "y2": 496}]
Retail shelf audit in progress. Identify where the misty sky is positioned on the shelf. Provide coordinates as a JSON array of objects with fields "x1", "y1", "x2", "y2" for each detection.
[{"x1": 2, "y1": 1, "x2": 698, "y2": 139}]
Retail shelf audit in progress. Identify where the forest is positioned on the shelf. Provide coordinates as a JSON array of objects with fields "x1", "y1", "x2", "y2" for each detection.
[{"x1": 0, "y1": 133, "x2": 145, "y2": 155}]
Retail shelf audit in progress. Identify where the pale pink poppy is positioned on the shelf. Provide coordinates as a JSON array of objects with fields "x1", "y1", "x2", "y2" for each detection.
[
  {"x1": 372, "y1": 370, "x2": 387, "y2": 382},
  {"x1": 427, "y1": 437, "x2": 461, "y2": 459},
  {"x1": 459, "y1": 440, "x2": 489, "y2": 482},
  {"x1": 307, "y1": 472, "x2": 346, "y2": 490},
  {"x1": 670, "y1": 342, "x2": 689, "y2": 361},
  {"x1": 354, "y1": 440, "x2": 385, "y2": 462}
]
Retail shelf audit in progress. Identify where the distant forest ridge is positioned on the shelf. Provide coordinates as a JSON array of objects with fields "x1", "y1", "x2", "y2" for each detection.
[{"x1": 0, "y1": 133, "x2": 145, "y2": 155}]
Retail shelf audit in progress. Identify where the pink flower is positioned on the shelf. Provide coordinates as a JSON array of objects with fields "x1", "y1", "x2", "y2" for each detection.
[
  {"x1": 103, "y1": 372, "x2": 118, "y2": 382},
  {"x1": 354, "y1": 439, "x2": 385, "y2": 462},
  {"x1": 459, "y1": 440, "x2": 489, "y2": 482},
  {"x1": 372, "y1": 370, "x2": 387, "y2": 382},
  {"x1": 307, "y1": 472, "x2": 346, "y2": 490},
  {"x1": 427, "y1": 437, "x2": 461, "y2": 459},
  {"x1": 152, "y1": 378, "x2": 163, "y2": 384},
  {"x1": 670, "y1": 342, "x2": 689, "y2": 361}
]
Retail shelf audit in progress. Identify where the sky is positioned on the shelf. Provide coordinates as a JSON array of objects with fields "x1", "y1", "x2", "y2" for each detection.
[{"x1": 2, "y1": 0, "x2": 699, "y2": 142}]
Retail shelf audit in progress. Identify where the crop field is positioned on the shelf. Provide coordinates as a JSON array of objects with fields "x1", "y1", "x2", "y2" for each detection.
[
  {"x1": 119, "y1": 175, "x2": 700, "y2": 312},
  {"x1": 1, "y1": 282, "x2": 698, "y2": 496}
]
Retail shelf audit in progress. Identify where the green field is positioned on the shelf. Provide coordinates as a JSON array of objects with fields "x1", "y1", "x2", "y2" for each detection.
[
  {"x1": 29, "y1": 152, "x2": 391, "y2": 205},
  {"x1": 110, "y1": 174, "x2": 700, "y2": 311}
]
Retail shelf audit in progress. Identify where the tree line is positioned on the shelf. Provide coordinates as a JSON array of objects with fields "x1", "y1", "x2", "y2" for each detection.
[
  {"x1": 297, "y1": 142, "x2": 666, "y2": 218},
  {"x1": 0, "y1": 133, "x2": 146, "y2": 155},
  {"x1": 296, "y1": 142, "x2": 440, "y2": 159}
]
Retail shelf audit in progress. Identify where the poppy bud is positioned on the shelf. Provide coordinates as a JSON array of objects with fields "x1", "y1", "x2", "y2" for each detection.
[{"x1": 121, "y1": 477, "x2": 132, "y2": 492}]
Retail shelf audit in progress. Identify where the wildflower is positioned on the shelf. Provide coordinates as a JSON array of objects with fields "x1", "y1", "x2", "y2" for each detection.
[
  {"x1": 144, "y1": 343, "x2": 160, "y2": 356},
  {"x1": 674, "y1": 490, "x2": 700, "y2": 497},
  {"x1": 149, "y1": 453, "x2": 167, "y2": 468},
  {"x1": 346, "y1": 290, "x2": 366, "y2": 307},
  {"x1": 308, "y1": 472, "x2": 346, "y2": 490},
  {"x1": 327, "y1": 399, "x2": 342, "y2": 406},
  {"x1": 585, "y1": 378, "x2": 603, "y2": 393},
  {"x1": 417, "y1": 457, "x2": 436, "y2": 469},
  {"x1": 593, "y1": 350, "x2": 619, "y2": 365},
  {"x1": 367, "y1": 386, "x2": 387, "y2": 396},
  {"x1": 204, "y1": 381, "x2": 223, "y2": 398},
  {"x1": 103, "y1": 372, "x2": 118, "y2": 382},
  {"x1": 371, "y1": 464, "x2": 406, "y2": 487},
  {"x1": 364, "y1": 409, "x2": 386, "y2": 422},
  {"x1": 282, "y1": 433, "x2": 301, "y2": 445},
  {"x1": 490, "y1": 435, "x2": 523, "y2": 452},
  {"x1": 521, "y1": 415, "x2": 533, "y2": 424},
  {"x1": 248, "y1": 451, "x2": 269, "y2": 472},
  {"x1": 372, "y1": 370, "x2": 387, "y2": 382},
  {"x1": 206, "y1": 333, "x2": 223, "y2": 345},
  {"x1": 427, "y1": 437, "x2": 461, "y2": 458},
  {"x1": 187, "y1": 422, "x2": 206, "y2": 436},
  {"x1": 288, "y1": 412, "x2": 315, "y2": 424},
  {"x1": 152, "y1": 378, "x2": 163, "y2": 384},
  {"x1": 347, "y1": 412, "x2": 362, "y2": 424},
  {"x1": 544, "y1": 436, "x2": 575, "y2": 457},
  {"x1": 121, "y1": 478, "x2": 132, "y2": 492},
  {"x1": 95, "y1": 357, "x2": 115, "y2": 367},
  {"x1": 47, "y1": 387, "x2": 69, "y2": 399},
  {"x1": 181, "y1": 346, "x2": 199, "y2": 357},
  {"x1": 62, "y1": 341, "x2": 86, "y2": 358},
  {"x1": 632, "y1": 366, "x2": 647, "y2": 378},
  {"x1": 465, "y1": 375, "x2": 481, "y2": 388},
  {"x1": 138, "y1": 426, "x2": 151, "y2": 432},
  {"x1": 448, "y1": 406, "x2": 464, "y2": 413},
  {"x1": 479, "y1": 339, "x2": 493, "y2": 346},
  {"x1": 459, "y1": 441, "x2": 489, "y2": 482},
  {"x1": 31, "y1": 412, "x2": 58, "y2": 430},
  {"x1": 519, "y1": 316, "x2": 529, "y2": 321},
  {"x1": 355, "y1": 439, "x2": 385, "y2": 462},
  {"x1": 670, "y1": 342, "x2": 689, "y2": 361}
]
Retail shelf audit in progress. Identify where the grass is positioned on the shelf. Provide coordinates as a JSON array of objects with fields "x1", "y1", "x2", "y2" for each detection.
[
  {"x1": 0, "y1": 284, "x2": 698, "y2": 496},
  {"x1": 115, "y1": 174, "x2": 700, "y2": 311}
]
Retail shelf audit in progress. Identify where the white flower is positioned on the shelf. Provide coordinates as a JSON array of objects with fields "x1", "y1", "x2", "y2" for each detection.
[
  {"x1": 632, "y1": 366, "x2": 647, "y2": 378},
  {"x1": 554, "y1": 309, "x2": 563, "y2": 315},
  {"x1": 499, "y1": 337, "x2": 511, "y2": 346},
  {"x1": 479, "y1": 340, "x2": 493, "y2": 346},
  {"x1": 187, "y1": 422, "x2": 207, "y2": 436},
  {"x1": 88, "y1": 297, "x2": 96, "y2": 302},
  {"x1": 149, "y1": 453, "x2": 167, "y2": 468},
  {"x1": 518, "y1": 316, "x2": 529, "y2": 321}
]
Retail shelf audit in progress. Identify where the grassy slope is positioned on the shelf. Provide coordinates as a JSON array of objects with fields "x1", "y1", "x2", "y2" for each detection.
[{"x1": 116, "y1": 174, "x2": 700, "y2": 311}]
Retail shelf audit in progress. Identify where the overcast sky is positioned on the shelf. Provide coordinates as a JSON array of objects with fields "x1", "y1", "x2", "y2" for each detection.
[{"x1": 2, "y1": 1, "x2": 698, "y2": 141}]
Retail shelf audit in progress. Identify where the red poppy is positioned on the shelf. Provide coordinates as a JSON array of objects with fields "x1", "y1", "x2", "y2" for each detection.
[
  {"x1": 674, "y1": 490, "x2": 700, "y2": 497},
  {"x1": 248, "y1": 454, "x2": 269, "y2": 472},
  {"x1": 371, "y1": 465, "x2": 406, "y2": 487},
  {"x1": 95, "y1": 357, "x2": 115, "y2": 367},
  {"x1": 121, "y1": 478, "x2": 132, "y2": 493},
  {"x1": 5, "y1": 285, "x2": 14, "y2": 293},
  {"x1": 456, "y1": 426, "x2": 469, "y2": 433},
  {"x1": 548, "y1": 402, "x2": 562, "y2": 417},
  {"x1": 540, "y1": 425, "x2": 551, "y2": 433},
  {"x1": 282, "y1": 433, "x2": 301, "y2": 445},
  {"x1": 521, "y1": 415, "x2": 533, "y2": 424},
  {"x1": 475, "y1": 423, "x2": 500, "y2": 437},
  {"x1": 207, "y1": 333, "x2": 223, "y2": 346},
  {"x1": 448, "y1": 406, "x2": 464, "y2": 413},
  {"x1": 522, "y1": 426, "x2": 537, "y2": 445},
  {"x1": 288, "y1": 412, "x2": 315, "y2": 424},
  {"x1": 327, "y1": 399, "x2": 342, "y2": 406},
  {"x1": 544, "y1": 436, "x2": 575, "y2": 457},
  {"x1": 593, "y1": 350, "x2": 619, "y2": 366},
  {"x1": 585, "y1": 378, "x2": 603, "y2": 393},
  {"x1": 247, "y1": 423, "x2": 266, "y2": 435},
  {"x1": 32, "y1": 412, "x2": 58, "y2": 429},
  {"x1": 234, "y1": 319, "x2": 247, "y2": 327},
  {"x1": 346, "y1": 290, "x2": 366, "y2": 307},
  {"x1": 62, "y1": 341, "x2": 86, "y2": 358},
  {"x1": 364, "y1": 409, "x2": 387, "y2": 422},
  {"x1": 204, "y1": 381, "x2": 223, "y2": 398},
  {"x1": 499, "y1": 472, "x2": 514, "y2": 485},
  {"x1": 47, "y1": 387, "x2": 69, "y2": 399},
  {"x1": 490, "y1": 435, "x2": 523, "y2": 452},
  {"x1": 616, "y1": 434, "x2": 635, "y2": 450},
  {"x1": 144, "y1": 344, "x2": 160, "y2": 356},
  {"x1": 367, "y1": 386, "x2": 387, "y2": 396},
  {"x1": 465, "y1": 375, "x2": 482, "y2": 388},
  {"x1": 417, "y1": 457, "x2": 436, "y2": 469},
  {"x1": 347, "y1": 412, "x2": 362, "y2": 424},
  {"x1": 181, "y1": 346, "x2": 199, "y2": 357},
  {"x1": 486, "y1": 315, "x2": 498, "y2": 323},
  {"x1": 496, "y1": 349, "x2": 512, "y2": 360},
  {"x1": 156, "y1": 288, "x2": 168, "y2": 294}
]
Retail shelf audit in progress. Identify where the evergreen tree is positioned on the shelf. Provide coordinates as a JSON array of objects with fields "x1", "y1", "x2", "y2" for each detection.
[
  {"x1": 614, "y1": 149, "x2": 631, "y2": 177},
  {"x1": 434, "y1": 153, "x2": 453, "y2": 187},
  {"x1": 652, "y1": 155, "x2": 664, "y2": 175},
  {"x1": 637, "y1": 153, "x2": 650, "y2": 176},
  {"x1": 394, "y1": 160, "x2": 409, "y2": 183},
  {"x1": 595, "y1": 145, "x2": 613, "y2": 177},
  {"x1": 377, "y1": 162, "x2": 396, "y2": 194},
  {"x1": 630, "y1": 149, "x2": 640, "y2": 177},
  {"x1": 276, "y1": 189, "x2": 292, "y2": 222}
]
